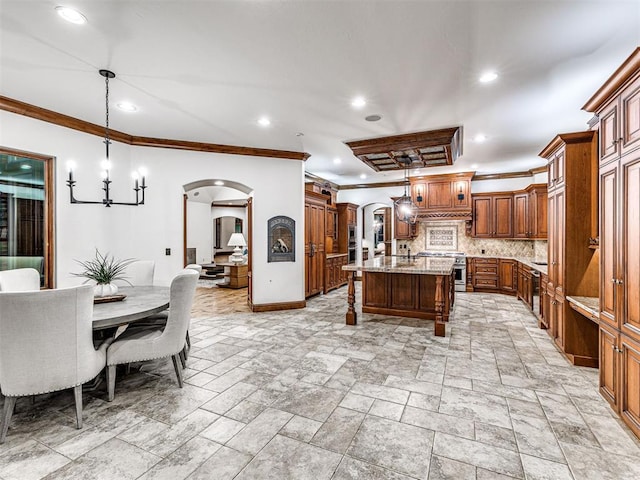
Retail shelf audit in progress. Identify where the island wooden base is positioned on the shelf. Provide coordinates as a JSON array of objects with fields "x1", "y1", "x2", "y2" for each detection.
[{"x1": 345, "y1": 270, "x2": 454, "y2": 337}]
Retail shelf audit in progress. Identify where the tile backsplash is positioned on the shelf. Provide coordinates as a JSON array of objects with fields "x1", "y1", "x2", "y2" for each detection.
[{"x1": 397, "y1": 221, "x2": 547, "y2": 259}]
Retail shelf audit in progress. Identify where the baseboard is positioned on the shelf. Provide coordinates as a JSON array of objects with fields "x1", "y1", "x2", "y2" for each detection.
[{"x1": 250, "y1": 300, "x2": 306, "y2": 312}]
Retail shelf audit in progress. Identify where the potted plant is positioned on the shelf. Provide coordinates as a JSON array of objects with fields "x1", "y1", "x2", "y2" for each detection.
[{"x1": 73, "y1": 250, "x2": 135, "y2": 297}]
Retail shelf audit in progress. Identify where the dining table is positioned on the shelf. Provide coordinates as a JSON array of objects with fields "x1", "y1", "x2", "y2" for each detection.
[{"x1": 92, "y1": 285, "x2": 170, "y2": 330}]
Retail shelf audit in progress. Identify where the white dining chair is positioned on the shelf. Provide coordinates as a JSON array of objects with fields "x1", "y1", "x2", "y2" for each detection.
[
  {"x1": 105, "y1": 269, "x2": 198, "y2": 401},
  {"x1": 0, "y1": 285, "x2": 112, "y2": 443},
  {"x1": 0, "y1": 268, "x2": 40, "y2": 291}
]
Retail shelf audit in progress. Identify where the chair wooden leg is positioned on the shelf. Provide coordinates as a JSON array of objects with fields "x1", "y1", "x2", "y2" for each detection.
[
  {"x1": 73, "y1": 385, "x2": 83, "y2": 429},
  {"x1": 171, "y1": 354, "x2": 184, "y2": 388},
  {"x1": 107, "y1": 365, "x2": 117, "y2": 402},
  {"x1": 0, "y1": 397, "x2": 17, "y2": 444},
  {"x1": 179, "y1": 349, "x2": 187, "y2": 369}
]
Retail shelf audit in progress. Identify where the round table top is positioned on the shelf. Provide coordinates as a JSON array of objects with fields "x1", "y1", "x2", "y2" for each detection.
[{"x1": 92, "y1": 285, "x2": 170, "y2": 330}]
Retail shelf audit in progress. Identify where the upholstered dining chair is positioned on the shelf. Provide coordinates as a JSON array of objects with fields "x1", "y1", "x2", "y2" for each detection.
[
  {"x1": 0, "y1": 285, "x2": 111, "y2": 443},
  {"x1": 0, "y1": 268, "x2": 40, "y2": 291},
  {"x1": 105, "y1": 268, "x2": 198, "y2": 401}
]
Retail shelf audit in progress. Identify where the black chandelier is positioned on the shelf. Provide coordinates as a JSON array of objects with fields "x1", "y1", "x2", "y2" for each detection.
[
  {"x1": 394, "y1": 158, "x2": 418, "y2": 224},
  {"x1": 66, "y1": 69, "x2": 147, "y2": 207}
]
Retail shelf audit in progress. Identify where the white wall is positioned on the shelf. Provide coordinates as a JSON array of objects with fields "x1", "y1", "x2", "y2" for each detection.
[
  {"x1": 0, "y1": 111, "x2": 305, "y2": 305},
  {"x1": 186, "y1": 201, "x2": 213, "y2": 264}
]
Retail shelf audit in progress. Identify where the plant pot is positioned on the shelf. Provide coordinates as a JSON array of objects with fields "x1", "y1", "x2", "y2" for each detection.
[{"x1": 94, "y1": 283, "x2": 118, "y2": 297}]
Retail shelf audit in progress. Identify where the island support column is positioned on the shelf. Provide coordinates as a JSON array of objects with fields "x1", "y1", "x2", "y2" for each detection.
[
  {"x1": 346, "y1": 271, "x2": 357, "y2": 325},
  {"x1": 434, "y1": 275, "x2": 446, "y2": 337}
]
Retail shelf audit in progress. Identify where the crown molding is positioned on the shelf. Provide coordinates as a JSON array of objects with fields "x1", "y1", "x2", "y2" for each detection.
[{"x1": 0, "y1": 95, "x2": 309, "y2": 161}]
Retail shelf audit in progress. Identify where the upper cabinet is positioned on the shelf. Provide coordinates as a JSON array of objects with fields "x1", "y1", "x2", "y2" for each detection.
[
  {"x1": 408, "y1": 172, "x2": 473, "y2": 221},
  {"x1": 471, "y1": 193, "x2": 513, "y2": 238},
  {"x1": 470, "y1": 184, "x2": 546, "y2": 240}
]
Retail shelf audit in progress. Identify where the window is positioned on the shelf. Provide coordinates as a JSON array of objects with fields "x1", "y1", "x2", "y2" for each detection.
[{"x1": 0, "y1": 148, "x2": 54, "y2": 288}]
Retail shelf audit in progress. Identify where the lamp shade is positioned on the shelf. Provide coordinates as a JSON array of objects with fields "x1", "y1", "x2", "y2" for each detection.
[{"x1": 228, "y1": 233, "x2": 247, "y2": 247}]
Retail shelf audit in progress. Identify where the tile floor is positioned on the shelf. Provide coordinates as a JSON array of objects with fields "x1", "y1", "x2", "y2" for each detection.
[{"x1": 1, "y1": 289, "x2": 639, "y2": 479}]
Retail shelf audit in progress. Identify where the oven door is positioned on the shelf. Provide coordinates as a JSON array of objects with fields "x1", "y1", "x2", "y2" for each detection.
[{"x1": 454, "y1": 264, "x2": 466, "y2": 292}]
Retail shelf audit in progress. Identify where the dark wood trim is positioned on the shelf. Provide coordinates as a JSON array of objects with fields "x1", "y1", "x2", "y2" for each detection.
[
  {"x1": 183, "y1": 194, "x2": 187, "y2": 268},
  {"x1": 345, "y1": 127, "x2": 461, "y2": 155},
  {"x1": 250, "y1": 300, "x2": 306, "y2": 312},
  {"x1": 539, "y1": 131, "x2": 597, "y2": 158},
  {"x1": 339, "y1": 180, "x2": 408, "y2": 190},
  {"x1": 211, "y1": 203, "x2": 247, "y2": 208},
  {"x1": 0, "y1": 146, "x2": 55, "y2": 288},
  {"x1": 529, "y1": 166, "x2": 547, "y2": 175},
  {"x1": 582, "y1": 47, "x2": 640, "y2": 112},
  {"x1": 0, "y1": 95, "x2": 309, "y2": 161}
]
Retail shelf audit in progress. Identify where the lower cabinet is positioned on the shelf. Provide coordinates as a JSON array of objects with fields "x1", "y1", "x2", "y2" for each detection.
[
  {"x1": 324, "y1": 254, "x2": 348, "y2": 293},
  {"x1": 468, "y1": 257, "x2": 517, "y2": 296},
  {"x1": 499, "y1": 259, "x2": 517, "y2": 293},
  {"x1": 599, "y1": 325, "x2": 640, "y2": 439}
]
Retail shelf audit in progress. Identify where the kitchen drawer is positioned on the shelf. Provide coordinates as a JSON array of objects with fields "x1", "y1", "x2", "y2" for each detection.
[
  {"x1": 474, "y1": 266, "x2": 498, "y2": 275},
  {"x1": 474, "y1": 258, "x2": 498, "y2": 265},
  {"x1": 474, "y1": 276, "x2": 499, "y2": 288}
]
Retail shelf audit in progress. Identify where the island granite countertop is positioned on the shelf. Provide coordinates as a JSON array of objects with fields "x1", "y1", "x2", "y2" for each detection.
[{"x1": 343, "y1": 255, "x2": 455, "y2": 275}]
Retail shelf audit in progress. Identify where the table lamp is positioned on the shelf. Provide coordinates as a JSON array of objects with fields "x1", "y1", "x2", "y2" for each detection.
[{"x1": 228, "y1": 233, "x2": 247, "y2": 264}]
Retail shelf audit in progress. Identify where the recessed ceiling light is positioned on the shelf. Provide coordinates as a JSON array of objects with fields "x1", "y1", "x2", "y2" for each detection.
[
  {"x1": 258, "y1": 117, "x2": 271, "y2": 127},
  {"x1": 333, "y1": 158, "x2": 342, "y2": 164},
  {"x1": 116, "y1": 102, "x2": 138, "y2": 112},
  {"x1": 193, "y1": 191, "x2": 200, "y2": 197},
  {"x1": 351, "y1": 96, "x2": 366, "y2": 109},
  {"x1": 471, "y1": 163, "x2": 479, "y2": 169},
  {"x1": 55, "y1": 6, "x2": 87, "y2": 24},
  {"x1": 20, "y1": 164, "x2": 32, "y2": 170},
  {"x1": 474, "y1": 134, "x2": 487, "y2": 143},
  {"x1": 365, "y1": 114, "x2": 382, "y2": 122},
  {"x1": 359, "y1": 173, "x2": 367, "y2": 179},
  {"x1": 295, "y1": 132, "x2": 304, "y2": 137},
  {"x1": 214, "y1": 180, "x2": 224, "y2": 186},
  {"x1": 479, "y1": 71, "x2": 498, "y2": 83}
]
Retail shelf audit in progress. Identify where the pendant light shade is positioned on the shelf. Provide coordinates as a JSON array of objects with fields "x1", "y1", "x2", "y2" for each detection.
[{"x1": 394, "y1": 162, "x2": 418, "y2": 224}]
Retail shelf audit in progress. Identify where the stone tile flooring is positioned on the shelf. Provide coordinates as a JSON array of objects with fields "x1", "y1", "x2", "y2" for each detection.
[{"x1": 2, "y1": 289, "x2": 640, "y2": 479}]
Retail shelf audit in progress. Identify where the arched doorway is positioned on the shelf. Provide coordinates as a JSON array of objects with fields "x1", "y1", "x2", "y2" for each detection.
[
  {"x1": 361, "y1": 202, "x2": 392, "y2": 258},
  {"x1": 183, "y1": 179, "x2": 253, "y2": 304}
]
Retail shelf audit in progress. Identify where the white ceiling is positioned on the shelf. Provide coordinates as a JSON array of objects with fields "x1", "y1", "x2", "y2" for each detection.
[{"x1": 1, "y1": 1, "x2": 639, "y2": 186}]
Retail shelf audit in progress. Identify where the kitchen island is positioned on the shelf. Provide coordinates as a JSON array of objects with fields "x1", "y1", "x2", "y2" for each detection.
[{"x1": 343, "y1": 256, "x2": 455, "y2": 336}]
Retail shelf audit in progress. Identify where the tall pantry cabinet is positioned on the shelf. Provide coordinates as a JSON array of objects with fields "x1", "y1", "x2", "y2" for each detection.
[
  {"x1": 584, "y1": 48, "x2": 640, "y2": 439},
  {"x1": 539, "y1": 131, "x2": 600, "y2": 367}
]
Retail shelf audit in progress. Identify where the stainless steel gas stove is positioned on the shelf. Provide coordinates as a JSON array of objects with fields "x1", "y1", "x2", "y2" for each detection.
[{"x1": 416, "y1": 251, "x2": 466, "y2": 291}]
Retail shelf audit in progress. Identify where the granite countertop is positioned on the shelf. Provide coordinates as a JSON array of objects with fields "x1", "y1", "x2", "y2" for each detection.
[
  {"x1": 343, "y1": 255, "x2": 455, "y2": 274},
  {"x1": 566, "y1": 295, "x2": 600, "y2": 318},
  {"x1": 326, "y1": 252, "x2": 348, "y2": 258},
  {"x1": 468, "y1": 254, "x2": 548, "y2": 275}
]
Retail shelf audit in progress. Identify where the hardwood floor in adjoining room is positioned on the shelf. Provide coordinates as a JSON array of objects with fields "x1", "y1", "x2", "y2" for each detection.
[{"x1": 191, "y1": 284, "x2": 250, "y2": 317}]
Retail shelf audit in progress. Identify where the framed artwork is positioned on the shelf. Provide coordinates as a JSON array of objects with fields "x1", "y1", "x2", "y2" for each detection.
[
  {"x1": 425, "y1": 224, "x2": 457, "y2": 251},
  {"x1": 268, "y1": 216, "x2": 295, "y2": 262}
]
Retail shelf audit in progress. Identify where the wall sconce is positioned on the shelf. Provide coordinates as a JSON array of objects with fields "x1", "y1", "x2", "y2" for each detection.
[
  {"x1": 457, "y1": 182, "x2": 465, "y2": 202},
  {"x1": 416, "y1": 186, "x2": 423, "y2": 203},
  {"x1": 66, "y1": 69, "x2": 148, "y2": 207}
]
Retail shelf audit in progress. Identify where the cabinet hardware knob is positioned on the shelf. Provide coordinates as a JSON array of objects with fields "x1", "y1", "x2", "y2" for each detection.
[{"x1": 611, "y1": 278, "x2": 617, "y2": 283}]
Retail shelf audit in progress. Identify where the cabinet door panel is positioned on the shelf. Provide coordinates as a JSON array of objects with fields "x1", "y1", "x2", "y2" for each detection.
[
  {"x1": 411, "y1": 182, "x2": 427, "y2": 209},
  {"x1": 622, "y1": 77, "x2": 640, "y2": 155},
  {"x1": 547, "y1": 193, "x2": 556, "y2": 284},
  {"x1": 623, "y1": 156, "x2": 640, "y2": 342},
  {"x1": 427, "y1": 181, "x2": 453, "y2": 210},
  {"x1": 499, "y1": 260, "x2": 516, "y2": 292},
  {"x1": 363, "y1": 272, "x2": 388, "y2": 308},
  {"x1": 554, "y1": 190, "x2": 565, "y2": 296},
  {"x1": 555, "y1": 297, "x2": 565, "y2": 349},
  {"x1": 600, "y1": 162, "x2": 619, "y2": 328},
  {"x1": 621, "y1": 336, "x2": 640, "y2": 436},
  {"x1": 554, "y1": 151, "x2": 565, "y2": 187},
  {"x1": 600, "y1": 325, "x2": 619, "y2": 409},
  {"x1": 600, "y1": 102, "x2": 620, "y2": 165},
  {"x1": 494, "y1": 196, "x2": 513, "y2": 238},
  {"x1": 513, "y1": 193, "x2": 528, "y2": 238},
  {"x1": 472, "y1": 197, "x2": 492, "y2": 238},
  {"x1": 389, "y1": 274, "x2": 417, "y2": 310}
]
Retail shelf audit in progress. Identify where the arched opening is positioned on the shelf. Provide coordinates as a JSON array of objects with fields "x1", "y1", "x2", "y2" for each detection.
[
  {"x1": 183, "y1": 179, "x2": 253, "y2": 302},
  {"x1": 361, "y1": 202, "x2": 392, "y2": 258}
]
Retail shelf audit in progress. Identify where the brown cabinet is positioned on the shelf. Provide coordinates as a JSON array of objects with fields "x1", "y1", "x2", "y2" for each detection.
[
  {"x1": 471, "y1": 194, "x2": 513, "y2": 238},
  {"x1": 517, "y1": 263, "x2": 533, "y2": 309},
  {"x1": 540, "y1": 272, "x2": 549, "y2": 329},
  {"x1": 336, "y1": 203, "x2": 358, "y2": 259},
  {"x1": 513, "y1": 193, "x2": 529, "y2": 239},
  {"x1": 217, "y1": 263, "x2": 248, "y2": 289},
  {"x1": 621, "y1": 334, "x2": 640, "y2": 437},
  {"x1": 527, "y1": 184, "x2": 548, "y2": 239},
  {"x1": 599, "y1": 323, "x2": 620, "y2": 409},
  {"x1": 499, "y1": 259, "x2": 517, "y2": 293},
  {"x1": 325, "y1": 206, "x2": 338, "y2": 254},
  {"x1": 305, "y1": 192, "x2": 327, "y2": 298},
  {"x1": 392, "y1": 201, "x2": 418, "y2": 239},
  {"x1": 540, "y1": 130, "x2": 599, "y2": 367},
  {"x1": 408, "y1": 172, "x2": 473, "y2": 221},
  {"x1": 324, "y1": 254, "x2": 348, "y2": 293}
]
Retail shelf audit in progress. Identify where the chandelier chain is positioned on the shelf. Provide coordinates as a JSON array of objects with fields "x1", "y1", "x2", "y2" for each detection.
[{"x1": 104, "y1": 74, "x2": 111, "y2": 156}]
